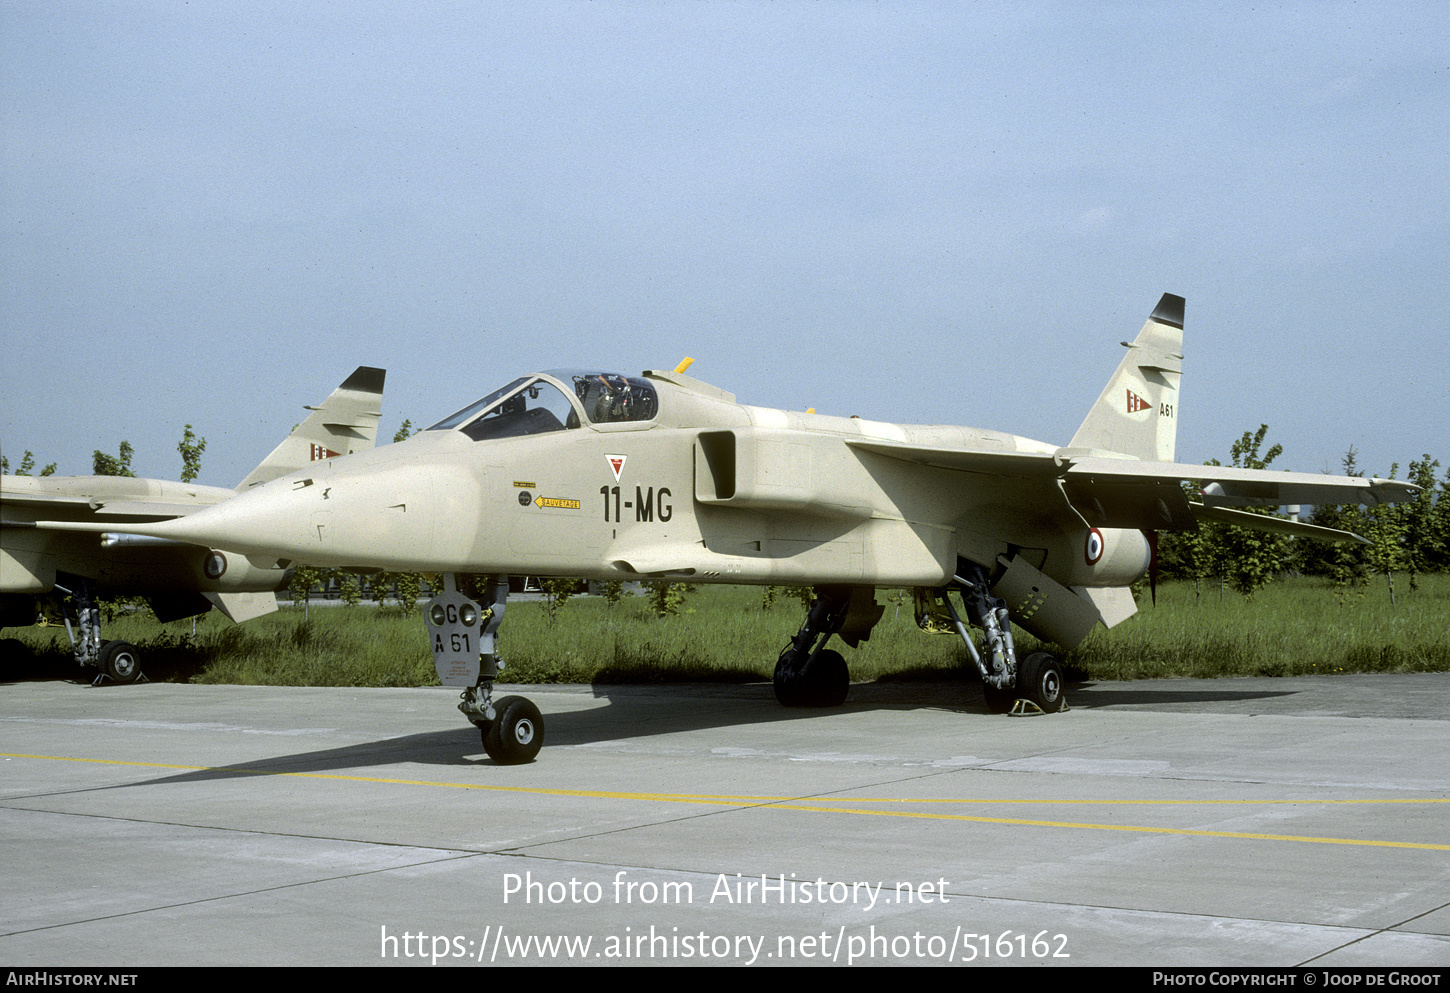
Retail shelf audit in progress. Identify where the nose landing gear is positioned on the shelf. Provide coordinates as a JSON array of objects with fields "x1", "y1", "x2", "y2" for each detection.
[{"x1": 428, "y1": 574, "x2": 544, "y2": 764}]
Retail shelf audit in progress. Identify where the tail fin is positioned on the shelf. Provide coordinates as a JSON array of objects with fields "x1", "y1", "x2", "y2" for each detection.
[
  {"x1": 1067, "y1": 294, "x2": 1183, "y2": 462},
  {"x1": 234, "y1": 366, "x2": 386, "y2": 490}
]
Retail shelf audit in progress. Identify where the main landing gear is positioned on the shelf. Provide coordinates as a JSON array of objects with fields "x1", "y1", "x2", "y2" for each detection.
[
  {"x1": 925, "y1": 563, "x2": 1066, "y2": 715},
  {"x1": 773, "y1": 575, "x2": 1065, "y2": 716},
  {"x1": 773, "y1": 586, "x2": 882, "y2": 708},
  {"x1": 52, "y1": 576, "x2": 144, "y2": 686},
  {"x1": 427, "y1": 574, "x2": 543, "y2": 765}
]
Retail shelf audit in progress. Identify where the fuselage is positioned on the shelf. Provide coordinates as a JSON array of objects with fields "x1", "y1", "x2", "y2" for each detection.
[{"x1": 136, "y1": 368, "x2": 1151, "y2": 594}]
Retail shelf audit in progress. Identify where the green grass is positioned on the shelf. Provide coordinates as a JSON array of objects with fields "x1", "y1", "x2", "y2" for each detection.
[
  {"x1": 1057, "y1": 573, "x2": 1450, "y2": 680},
  {"x1": 5, "y1": 575, "x2": 1447, "y2": 686}
]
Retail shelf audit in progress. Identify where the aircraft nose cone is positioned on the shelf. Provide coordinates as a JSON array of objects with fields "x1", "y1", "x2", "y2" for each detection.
[{"x1": 156, "y1": 461, "x2": 484, "y2": 571}]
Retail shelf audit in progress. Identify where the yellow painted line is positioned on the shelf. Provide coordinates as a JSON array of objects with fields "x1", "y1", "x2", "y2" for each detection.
[{"x1": 6, "y1": 752, "x2": 1448, "y2": 851}]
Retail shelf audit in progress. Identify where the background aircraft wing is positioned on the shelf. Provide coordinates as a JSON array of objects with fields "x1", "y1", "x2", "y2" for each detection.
[{"x1": 0, "y1": 476, "x2": 234, "y2": 523}]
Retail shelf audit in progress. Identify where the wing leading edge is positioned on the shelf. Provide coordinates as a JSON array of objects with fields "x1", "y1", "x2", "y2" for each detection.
[{"x1": 845, "y1": 439, "x2": 1416, "y2": 540}]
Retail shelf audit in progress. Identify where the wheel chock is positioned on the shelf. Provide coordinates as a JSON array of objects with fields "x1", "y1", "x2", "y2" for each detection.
[{"x1": 1007, "y1": 697, "x2": 1068, "y2": 717}]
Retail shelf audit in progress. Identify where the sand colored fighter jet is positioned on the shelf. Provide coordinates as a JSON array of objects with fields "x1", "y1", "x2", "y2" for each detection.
[
  {"x1": 27, "y1": 296, "x2": 1416, "y2": 757},
  {"x1": 0, "y1": 367, "x2": 385, "y2": 683}
]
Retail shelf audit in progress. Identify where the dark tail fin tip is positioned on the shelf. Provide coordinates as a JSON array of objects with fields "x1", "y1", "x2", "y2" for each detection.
[
  {"x1": 1151, "y1": 294, "x2": 1185, "y2": 329},
  {"x1": 340, "y1": 366, "x2": 386, "y2": 394}
]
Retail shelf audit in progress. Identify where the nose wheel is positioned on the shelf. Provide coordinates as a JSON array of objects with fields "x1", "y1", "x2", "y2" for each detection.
[
  {"x1": 430, "y1": 575, "x2": 546, "y2": 763},
  {"x1": 480, "y1": 695, "x2": 544, "y2": 764}
]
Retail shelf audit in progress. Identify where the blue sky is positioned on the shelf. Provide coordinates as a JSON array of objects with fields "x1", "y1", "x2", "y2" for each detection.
[{"x1": 3, "y1": 2, "x2": 1446, "y2": 486}]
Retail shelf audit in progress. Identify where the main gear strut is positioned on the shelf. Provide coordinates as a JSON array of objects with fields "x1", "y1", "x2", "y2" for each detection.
[{"x1": 773, "y1": 586, "x2": 881, "y2": 708}]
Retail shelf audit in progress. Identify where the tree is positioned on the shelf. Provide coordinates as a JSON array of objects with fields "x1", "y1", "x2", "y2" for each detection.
[
  {"x1": 177, "y1": 425, "x2": 207, "y2": 483},
  {"x1": 645, "y1": 581, "x2": 694, "y2": 618},
  {"x1": 393, "y1": 419, "x2": 415, "y2": 444},
  {"x1": 1400, "y1": 455, "x2": 1443, "y2": 588},
  {"x1": 288, "y1": 565, "x2": 325, "y2": 622},
  {"x1": 93, "y1": 441, "x2": 136, "y2": 477},
  {"x1": 1300, "y1": 448, "x2": 1370, "y2": 595},
  {"x1": 539, "y1": 577, "x2": 578, "y2": 624},
  {"x1": 597, "y1": 579, "x2": 628, "y2": 606},
  {"x1": 1155, "y1": 426, "x2": 1293, "y2": 598},
  {"x1": 394, "y1": 572, "x2": 423, "y2": 612},
  {"x1": 1425, "y1": 464, "x2": 1450, "y2": 574},
  {"x1": 2, "y1": 451, "x2": 56, "y2": 476},
  {"x1": 336, "y1": 570, "x2": 363, "y2": 606},
  {"x1": 1209, "y1": 426, "x2": 1292, "y2": 599}
]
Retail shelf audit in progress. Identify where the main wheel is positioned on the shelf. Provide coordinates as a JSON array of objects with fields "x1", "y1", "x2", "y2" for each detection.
[
  {"x1": 98, "y1": 640, "x2": 141, "y2": 685},
  {"x1": 981, "y1": 679, "x2": 1015, "y2": 714},
  {"x1": 802, "y1": 648, "x2": 849, "y2": 708},
  {"x1": 1018, "y1": 652, "x2": 1065, "y2": 713},
  {"x1": 773, "y1": 648, "x2": 805, "y2": 707},
  {"x1": 483, "y1": 696, "x2": 543, "y2": 764},
  {"x1": 774, "y1": 648, "x2": 849, "y2": 707}
]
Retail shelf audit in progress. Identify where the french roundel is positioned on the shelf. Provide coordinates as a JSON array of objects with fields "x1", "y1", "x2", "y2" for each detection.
[{"x1": 1084, "y1": 528, "x2": 1104, "y2": 566}]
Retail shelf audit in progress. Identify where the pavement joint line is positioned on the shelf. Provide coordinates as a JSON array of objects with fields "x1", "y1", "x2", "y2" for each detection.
[
  {"x1": 7, "y1": 752, "x2": 1450, "y2": 851},
  {"x1": 1296, "y1": 898, "x2": 1450, "y2": 966}
]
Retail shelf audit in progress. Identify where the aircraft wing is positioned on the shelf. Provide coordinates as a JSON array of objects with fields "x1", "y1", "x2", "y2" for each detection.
[
  {"x1": 1062, "y1": 457, "x2": 1416, "y2": 508},
  {"x1": 845, "y1": 439, "x2": 1416, "y2": 534},
  {"x1": 845, "y1": 440, "x2": 1064, "y2": 477}
]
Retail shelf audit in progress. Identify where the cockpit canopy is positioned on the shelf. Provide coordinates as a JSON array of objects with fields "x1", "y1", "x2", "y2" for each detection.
[{"x1": 426, "y1": 370, "x2": 658, "y2": 442}]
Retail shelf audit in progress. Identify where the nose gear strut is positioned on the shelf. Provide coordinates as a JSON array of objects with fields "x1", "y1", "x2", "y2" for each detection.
[{"x1": 429, "y1": 574, "x2": 544, "y2": 764}]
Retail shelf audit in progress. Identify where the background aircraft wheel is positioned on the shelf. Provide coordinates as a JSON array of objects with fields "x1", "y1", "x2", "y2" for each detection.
[
  {"x1": 98, "y1": 641, "x2": 141, "y2": 685},
  {"x1": 1018, "y1": 652, "x2": 1065, "y2": 713},
  {"x1": 982, "y1": 680, "x2": 1015, "y2": 714},
  {"x1": 483, "y1": 696, "x2": 543, "y2": 764}
]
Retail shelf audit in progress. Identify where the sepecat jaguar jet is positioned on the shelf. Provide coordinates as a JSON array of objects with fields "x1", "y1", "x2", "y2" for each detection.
[{"x1": 27, "y1": 295, "x2": 1416, "y2": 758}]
